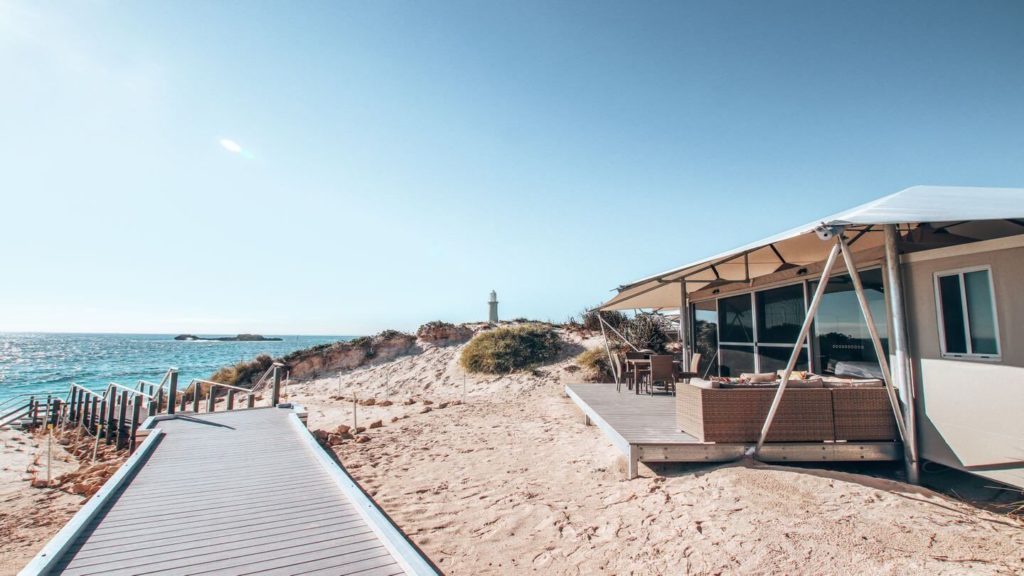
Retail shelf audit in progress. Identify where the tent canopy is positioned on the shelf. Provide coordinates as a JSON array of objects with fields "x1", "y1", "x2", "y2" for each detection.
[{"x1": 599, "y1": 185, "x2": 1024, "y2": 311}]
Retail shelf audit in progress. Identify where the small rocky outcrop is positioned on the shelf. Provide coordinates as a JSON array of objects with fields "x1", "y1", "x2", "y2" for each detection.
[
  {"x1": 283, "y1": 330, "x2": 417, "y2": 380},
  {"x1": 416, "y1": 321, "x2": 474, "y2": 346}
]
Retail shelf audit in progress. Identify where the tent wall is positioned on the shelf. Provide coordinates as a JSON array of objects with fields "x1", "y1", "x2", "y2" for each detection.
[{"x1": 902, "y1": 234, "x2": 1024, "y2": 489}]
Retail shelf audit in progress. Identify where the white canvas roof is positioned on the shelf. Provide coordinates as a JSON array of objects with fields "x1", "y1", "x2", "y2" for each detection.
[{"x1": 600, "y1": 185, "x2": 1024, "y2": 310}]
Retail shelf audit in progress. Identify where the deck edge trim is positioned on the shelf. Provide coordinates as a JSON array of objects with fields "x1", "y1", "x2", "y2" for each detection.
[
  {"x1": 18, "y1": 428, "x2": 165, "y2": 576},
  {"x1": 565, "y1": 384, "x2": 631, "y2": 456},
  {"x1": 285, "y1": 411, "x2": 440, "y2": 576}
]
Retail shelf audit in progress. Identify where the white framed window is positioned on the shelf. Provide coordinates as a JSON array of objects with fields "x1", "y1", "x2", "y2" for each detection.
[{"x1": 934, "y1": 266, "x2": 1001, "y2": 360}]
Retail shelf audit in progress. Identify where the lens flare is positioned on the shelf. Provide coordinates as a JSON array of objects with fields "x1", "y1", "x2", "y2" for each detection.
[{"x1": 219, "y1": 138, "x2": 243, "y2": 153}]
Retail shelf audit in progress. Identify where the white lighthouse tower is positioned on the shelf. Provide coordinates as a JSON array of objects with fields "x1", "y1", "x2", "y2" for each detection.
[{"x1": 488, "y1": 290, "x2": 499, "y2": 324}]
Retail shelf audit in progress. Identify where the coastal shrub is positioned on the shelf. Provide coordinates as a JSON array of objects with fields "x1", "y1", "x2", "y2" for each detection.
[
  {"x1": 623, "y1": 314, "x2": 668, "y2": 352},
  {"x1": 576, "y1": 348, "x2": 612, "y2": 381},
  {"x1": 460, "y1": 324, "x2": 561, "y2": 374},
  {"x1": 210, "y1": 353, "x2": 275, "y2": 388},
  {"x1": 417, "y1": 321, "x2": 455, "y2": 336},
  {"x1": 579, "y1": 308, "x2": 627, "y2": 333}
]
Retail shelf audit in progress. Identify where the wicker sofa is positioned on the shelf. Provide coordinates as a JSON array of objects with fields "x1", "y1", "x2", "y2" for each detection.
[{"x1": 675, "y1": 380, "x2": 898, "y2": 443}]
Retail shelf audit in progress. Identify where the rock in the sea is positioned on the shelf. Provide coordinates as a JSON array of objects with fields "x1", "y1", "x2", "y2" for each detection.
[{"x1": 368, "y1": 420, "x2": 383, "y2": 429}]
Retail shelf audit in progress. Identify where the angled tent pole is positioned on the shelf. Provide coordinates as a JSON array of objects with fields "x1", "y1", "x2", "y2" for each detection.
[
  {"x1": 755, "y1": 241, "x2": 841, "y2": 453},
  {"x1": 599, "y1": 313, "x2": 639, "y2": 352},
  {"x1": 837, "y1": 234, "x2": 910, "y2": 445}
]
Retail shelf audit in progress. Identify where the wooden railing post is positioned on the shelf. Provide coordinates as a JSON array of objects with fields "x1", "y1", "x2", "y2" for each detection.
[
  {"x1": 43, "y1": 395, "x2": 51, "y2": 428},
  {"x1": 129, "y1": 395, "x2": 141, "y2": 454},
  {"x1": 271, "y1": 366, "x2": 281, "y2": 407},
  {"x1": 226, "y1": 390, "x2": 235, "y2": 411},
  {"x1": 106, "y1": 392, "x2": 118, "y2": 444},
  {"x1": 192, "y1": 384, "x2": 201, "y2": 413},
  {"x1": 207, "y1": 385, "x2": 216, "y2": 413},
  {"x1": 167, "y1": 371, "x2": 178, "y2": 415},
  {"x1": 69, "y1": 388, "x2": 78, "y2": 424},
  {"x1": 116, "y1": 390, "x2": 129, "y2": 450},
  {"x1": 51, "y1": 399, "x2": 61, "y2": 427}
]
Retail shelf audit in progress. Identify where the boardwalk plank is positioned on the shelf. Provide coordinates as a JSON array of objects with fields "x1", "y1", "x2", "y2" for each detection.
[{"x1": 52, "y1": 408, "x2": 427, "y2": 575}]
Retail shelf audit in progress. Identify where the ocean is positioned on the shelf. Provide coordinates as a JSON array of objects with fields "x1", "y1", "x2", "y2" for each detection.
[{"x1": 0, "y1": 333, "x2": 354, "y2": 403}]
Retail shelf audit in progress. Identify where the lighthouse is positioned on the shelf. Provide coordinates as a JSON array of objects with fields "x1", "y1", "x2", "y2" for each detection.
[{"x1": 488, "y1": 290, "x2": 499, "y2": 324}]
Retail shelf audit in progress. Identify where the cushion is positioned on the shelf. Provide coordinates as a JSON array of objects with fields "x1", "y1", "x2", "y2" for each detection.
[
  {"x1": 776, "y1": 369, "x2": 810, "y2": 380},
  {"x1": 784, "y1": 377, "x2": 824, "y2": 389},
  {"x1": 823, "y1": 377, "x2": 884, "y2": 389},
  {"x1": 688, "y1": 378, "x2": 719, "y2": 389},
  {"x1": 719, "y1": 379, "x2": 779, "y2": 389},
  {"x1": 740, "y1": 372, "x2": 778, "y2": 383}
]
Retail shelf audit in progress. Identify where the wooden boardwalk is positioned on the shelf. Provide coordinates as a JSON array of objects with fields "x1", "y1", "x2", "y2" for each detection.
[
  {"x1": 565, "y1": 383, "x2": 900, "y2": 479},
  {"x1": 24, "y1": 407, "x2": 437, "y2": 576}
]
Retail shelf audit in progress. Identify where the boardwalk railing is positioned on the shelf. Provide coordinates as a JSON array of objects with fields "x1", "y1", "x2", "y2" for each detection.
[{"x1": 2, "y1": 363, "x2": 289, "y2": 455}]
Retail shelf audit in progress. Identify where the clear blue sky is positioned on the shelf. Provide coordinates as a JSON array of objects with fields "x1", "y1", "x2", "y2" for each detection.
[{"x1": 1, "y1": 1, "x2": 1022, "y2": 335}]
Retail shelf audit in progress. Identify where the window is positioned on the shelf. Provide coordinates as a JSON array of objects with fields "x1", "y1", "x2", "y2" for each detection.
[
  {"x1": 935, "y1": 267, "x2": 1000, "y2": 358},
  {"x1": 715, "y1": 286, "x2": 809, "y2": 376}
]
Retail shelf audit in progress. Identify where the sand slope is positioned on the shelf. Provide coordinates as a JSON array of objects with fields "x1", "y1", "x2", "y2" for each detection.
[{"x1": 291, "y1": 334, "x2": 1024, "y2": 575}]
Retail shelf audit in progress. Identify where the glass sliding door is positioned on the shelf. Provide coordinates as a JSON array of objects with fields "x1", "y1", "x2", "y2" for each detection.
[
  {"x1": 718, "y1": 294, "x2": 754, "y2": 376},
  {"x1": 755, "y1": 283, "x2": 810, "y2": 373},
  {"x1": 811, "y1": 269, "x2": 888, "y2": 377},
  {"x1": 692, "y1": 299, "x2": 719, "y2": 377},
  {"x1": 716, "y1": 284, "x2": 809, "y2": 376}
]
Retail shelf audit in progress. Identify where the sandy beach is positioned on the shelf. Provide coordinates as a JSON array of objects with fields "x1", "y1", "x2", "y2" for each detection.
[
  {"x1": 288, "y1": 332, "x2": 1024, "y2": 575},
  {"x1": 2, "y1": 331, "x2": 1021, "y2": 575}
]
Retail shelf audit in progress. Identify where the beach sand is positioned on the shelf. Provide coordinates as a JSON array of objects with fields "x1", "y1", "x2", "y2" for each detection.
[
  {"x1": 0, "y1": 428, "x2": 83, "y2": 575},
  {"x1": 290, "y1": 333, "x2": 1024, "y2": 575}
]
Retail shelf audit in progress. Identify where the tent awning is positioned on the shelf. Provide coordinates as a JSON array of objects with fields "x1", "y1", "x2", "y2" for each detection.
[{"x1": 599, "y1": 185, "x2": 1024, "y2": 310}]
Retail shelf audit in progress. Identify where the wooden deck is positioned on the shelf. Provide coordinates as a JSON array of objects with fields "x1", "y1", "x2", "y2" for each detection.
[
  {"x1": 566, "y1": 383, "x2": 901, "y2": 479},
  {"x1": 24, "y1": 407, "x2": 437, "y2": 576}
]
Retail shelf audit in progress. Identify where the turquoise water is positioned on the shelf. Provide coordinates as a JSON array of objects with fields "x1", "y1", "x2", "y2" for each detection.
[{"x1": 0, "y1": 333, "x2": 354, "y2": 403}]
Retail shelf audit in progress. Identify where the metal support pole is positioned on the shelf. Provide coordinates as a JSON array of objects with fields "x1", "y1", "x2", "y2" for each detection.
[
  {"x1": 679, "y1": 280, "x2": 691, "y2": 368},
  {"x1": 756, "y1": 242, "x2": 842, "y2": 452},
  {"x1": 597, "y1": 313, "x2": 619, "y2": 389},
  {"x1": 271, "y1": 366, "x2": 281, "y2": 407},
  {"x1": 167, "y1": 370, "x2": 177, "y2": 415},
  {"x1": 838, "y1": 234, "x2": 910, "y2": 446},
  {"x1": 600, "y1": 313, "x2": 639, "y2": 352},
  {"x1": 885, "y1": 224, "x2": 920, "y2": 483}
]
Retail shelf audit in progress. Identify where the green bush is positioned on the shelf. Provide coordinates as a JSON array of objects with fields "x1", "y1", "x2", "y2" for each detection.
[{"x1": 460, "y1": 324, "x2": 562, "y2": 374}]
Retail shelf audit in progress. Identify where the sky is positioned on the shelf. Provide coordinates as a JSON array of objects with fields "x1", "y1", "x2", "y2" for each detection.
[{"x1": 1, "y1": 1, "x2": 1022, "y2": 335}]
